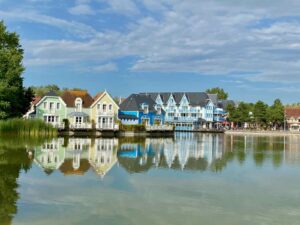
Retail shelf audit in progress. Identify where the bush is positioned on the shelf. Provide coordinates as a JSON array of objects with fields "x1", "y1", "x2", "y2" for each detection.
[
  {"x1": 0, "y1": 119, "x2": 57, "y2": 136},
  {"x1": 119, "y1": 124, "x2": 146, "y2": 132}
]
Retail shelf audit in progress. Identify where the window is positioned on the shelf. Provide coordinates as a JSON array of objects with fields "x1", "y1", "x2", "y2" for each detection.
[
  {"x1": 75, "y1": 117, "x2": 82, "y2": 124},
  {"x1": 57, "y1": 103, "x2": 60, "y2": 109},
  {"x1": 168, "y1": 113, "x2": 174, "y2": 117},
  {"x1": 157, "y1": 107, "x2": 161, "y2": 114},
  {"x1": 75, "y1": 98, "x2": 82, "y2": 112},
  {"x1": 103, "y1": 104, "x2": 107, "y2": 112},
  {"x1": 143, "y1": 105, "x2": 149, "y2": 114},
  {"x1": 49, "y1": 102, "x2": 54, "y2": 110},
  {"x1": 192, "y1": 113, "x2": 197, "y2": 117},
  {"x1": 109, "y1": 104, "x2": 112, "y2": 111},
  {"x1": 97, "y1": 104, "x2": 101, "y2": 110},
  {"x1": 181, "y1": 113, "x2": 188, "y2": 117},
  {"x1": 44, "y1": 102, "x2": 47, "y2": 109}
]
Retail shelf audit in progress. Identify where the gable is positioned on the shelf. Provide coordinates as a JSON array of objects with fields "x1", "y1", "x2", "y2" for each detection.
[{"x1": 91, "y1": 91, "x2": 119, "y2": 109}]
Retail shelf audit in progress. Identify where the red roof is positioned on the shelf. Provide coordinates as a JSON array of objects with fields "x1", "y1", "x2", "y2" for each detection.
[
  {"x1": 285, "y1": 107, "x2": 300, "y2": 118},
  {"x1": 61, "y1": 90, "x2": 94, "y2": 108},
  {"x1": 32, "y1": 96, "x2": 42, "y2": 106}
]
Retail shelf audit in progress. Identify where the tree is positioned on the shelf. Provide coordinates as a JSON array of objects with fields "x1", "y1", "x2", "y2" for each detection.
[
  {"x1": 253, "y1": 101, "x2": 268, "y2": 128},
  {"x1": 268, "y1": 99, "x2": 284, "y2": 129},
  {"x1": 206, "y1": 87, "x2": 228, "y2": 100},
  {"x1": 31, "y1": 84, "x2": 61, "y2": 97},
  {"x1": 0, "y1": 21, "x2": 33, "y2": 119}
]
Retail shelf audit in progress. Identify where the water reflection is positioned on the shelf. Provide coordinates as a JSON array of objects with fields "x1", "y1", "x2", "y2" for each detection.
[
  {"x1": 2, "y1": 134, "x2": 300, "y2": 224},
  {"x1": 27, "y1": 133, "x2": 299, "y2": 176}
]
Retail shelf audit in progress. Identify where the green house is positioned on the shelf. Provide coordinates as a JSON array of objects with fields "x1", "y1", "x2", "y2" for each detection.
[{"x1": 35, "y1": 91, "x2": 67, "y2": 129}]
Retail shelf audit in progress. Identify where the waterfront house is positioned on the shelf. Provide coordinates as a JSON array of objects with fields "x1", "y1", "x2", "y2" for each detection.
[
  {"x1": 35, "y1": 91, "x2": 66, "y2": 129},
  {"x1": 285, "y1": 107, "x2": 300, "y2": 131},
  {"x1": 139, "y1": 92, "x2": 215, "y2": 131},
  {"x1": 90, "y1": 91, "x2": 119, "y2": 130},
  {"x1": 61, "y1": 90, "x2": 94, "y2": 130},
  {"x1": 23, "y1": 96, "x2": 41, "y2": 119},
  {"x1": 119, "y1": 94, "x2": 165, "y2": 126}
]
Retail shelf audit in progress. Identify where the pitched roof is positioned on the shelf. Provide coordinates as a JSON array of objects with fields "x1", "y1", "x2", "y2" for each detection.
[
  {"x1": 61, "y1": 90, "x2": 94, "y2": 108},
  {"x1": 120, "y1": 94, "x2": 158, "y2": 112},
  {"x1": 32, "y1": 96, "x2": 42, "y2": 106},
  {"x1": 140, "y1": 92, "x2": 210, "y2": 106},
  {"x1": 93, "y1": 92, "x2": 104, "y2": 101},
  {"x1": 285, "y1": 107, "x2": 300, "y2": 118},
  {"x1": 207, "y1": 94, "x2": 218, "y2": 105}
]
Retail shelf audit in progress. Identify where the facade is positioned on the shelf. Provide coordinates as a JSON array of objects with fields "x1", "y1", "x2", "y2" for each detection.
[
  {"x1": 285, "y1": 107, "x2": 300, "y2": 131},
  {"x1": 61, "y1": 90, "x2": 94, "y2": 129},
  {"x1": 90, "y1": 91, "x2": 119, "y2": 130},
  {"x1": 35, "y1": 91, "x2": 66, "y2": 129},
  {"x1": 139, "y1": 92, "x2": 216, "y2": 130},
  {"x1": 119, "y1": 94, "x2": 165, "y2": 126}
]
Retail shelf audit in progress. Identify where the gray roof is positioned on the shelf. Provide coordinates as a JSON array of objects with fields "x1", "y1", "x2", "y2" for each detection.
[
  {"x1": 120, "y1": 94, "x2": 160, "y2": 112},
  {"x1": 207, "y1": 94, "x2": 218, "y2": 105},
  {"x1": 139, "y1": 92, "x2": 212, "y2": 107}
]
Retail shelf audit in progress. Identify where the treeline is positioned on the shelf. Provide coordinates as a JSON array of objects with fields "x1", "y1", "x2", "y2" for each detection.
[
  {"x1": 226, "y1": 99, "x2": 285, "y2": 129},
  {"x1": 30, "y1": 84, "x2": 87, "y2": 97}
]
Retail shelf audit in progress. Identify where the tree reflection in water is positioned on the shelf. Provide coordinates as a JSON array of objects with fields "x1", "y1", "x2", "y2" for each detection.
[{"x1": 0, "y1": 133, "x2": 298, "y2": 224}]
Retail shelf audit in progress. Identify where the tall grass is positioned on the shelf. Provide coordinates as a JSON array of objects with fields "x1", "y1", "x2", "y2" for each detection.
[{"x1": 0, "y1": 119, "x2": 57, "y2": 137}]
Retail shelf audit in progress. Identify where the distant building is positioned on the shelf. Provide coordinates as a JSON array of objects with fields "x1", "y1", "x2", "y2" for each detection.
[
  {"x1": 61, "y1": 90, "x2": 94, "y2": 129},
  {"x1": 119, "y1": 94, "x2": 165, "y2": 126},
  {"x1": 285, "y1": 107, "x2": 300, "y2": 131},
  {"x1": 139, "y1": 92, "x2": 215, "y2": 130}
]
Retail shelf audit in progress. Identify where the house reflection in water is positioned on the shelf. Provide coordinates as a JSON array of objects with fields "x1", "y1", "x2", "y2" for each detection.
[
  {"x1": 34, "y1": 139, "x2": 66, "y2": 174},
  {"x1": 34, "y1": 138, "x2": 118, "y2": 178},
  {"x1": 89, "y1": 138, "x2": 118, "y2": 178},
  {"x1": 117, "y1": 133, "x2": 225, "y2": 172}
]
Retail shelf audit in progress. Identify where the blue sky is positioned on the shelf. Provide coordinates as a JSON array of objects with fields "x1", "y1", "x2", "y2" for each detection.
[{"x1": 1, "y1": 0, "x2": 300, "y2": 103}]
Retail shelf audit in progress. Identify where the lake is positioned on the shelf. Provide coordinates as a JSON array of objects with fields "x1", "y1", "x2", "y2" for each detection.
[{"x1": 1, "y1": 133, "x2": 300, "y2": 225}]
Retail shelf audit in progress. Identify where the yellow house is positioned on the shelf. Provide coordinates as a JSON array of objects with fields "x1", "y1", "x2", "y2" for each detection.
[{"x1": 90, "y1": 91, "x2": 119, "y2": 130}]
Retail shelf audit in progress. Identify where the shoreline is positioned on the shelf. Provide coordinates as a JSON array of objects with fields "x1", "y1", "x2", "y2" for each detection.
[{"x1": 225, "y1": 130, "x2": 300, "y2": 136}]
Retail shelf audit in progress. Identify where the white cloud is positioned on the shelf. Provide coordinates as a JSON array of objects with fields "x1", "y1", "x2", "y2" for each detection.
[
  {"x1": 3, "y1": 0, "x2": 300, "y2": 83},
  {"x1": 69, "y1": 4, "x2": 96, "y2": 15},
  {"x1": 89, "y1": 63, "x2": 118, "y2": 73}
]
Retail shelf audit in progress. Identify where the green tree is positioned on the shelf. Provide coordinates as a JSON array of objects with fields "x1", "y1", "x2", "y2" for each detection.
[
  {"x1": 254, "y1": 101, "x2": 268, "y2": 128},
  {"x1": 268, "y1": 99, "x2": 284, "y2": 129},
  {"x1": 0, "y1": 21, "x2": 33, "y2": 119},
  {"x1": 31, "y1": 84, "x2": 61, "y2": 97},
  {"x1": 206, "y1": 87, "x2": 228, "y2": 100}
]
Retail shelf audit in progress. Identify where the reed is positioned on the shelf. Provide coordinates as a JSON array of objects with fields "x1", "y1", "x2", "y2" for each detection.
[{"x1": 0, "y1": 119, "x2": 57, "y2": 137}]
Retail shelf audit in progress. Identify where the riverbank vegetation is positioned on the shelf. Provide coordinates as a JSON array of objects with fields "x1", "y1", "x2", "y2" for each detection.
[
  {"x1": 0, "y1": 119, "x2": 57, "y2": 136},
  {"x1": 226, "y1": 99, "x2": 284, "y2": 129}
]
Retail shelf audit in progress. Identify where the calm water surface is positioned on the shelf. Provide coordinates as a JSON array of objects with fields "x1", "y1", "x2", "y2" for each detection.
[{"x1": 1, "y1": 133, "x2": 300, "y2": 225}]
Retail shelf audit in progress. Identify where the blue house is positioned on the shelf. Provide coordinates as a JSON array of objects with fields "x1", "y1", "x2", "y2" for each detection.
[{"x1": 119, "y1": 94, "x2": 165, "y2": 126}]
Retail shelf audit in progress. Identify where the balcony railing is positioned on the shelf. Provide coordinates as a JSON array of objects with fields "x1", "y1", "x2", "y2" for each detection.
[
  {"x1": 69, "y1": 123, "x2": 92, "y2": 129},
  {"x1": 96, "y1": 124, "x2": 119, "y2": 131},
  {"x1": 48, "y1": 122, "x2": 64, "y2": 129},
  {"x1": 165, "y1": 117, "x2": 198, "y2": 123},
  {"x1": 97, "y1": 110, "x2": 114, "y2": 116},
  {"x1": 146, "y1": 125, "x2": 173, "y2": 131}
]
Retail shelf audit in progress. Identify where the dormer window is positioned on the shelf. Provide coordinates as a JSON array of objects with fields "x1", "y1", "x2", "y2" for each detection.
[
  {"x1": 141, "y1": 104, "x2": 149, "y2": 114},
  {"x1": 157, "y1": 106, "x2": 161, "y2": 115},
  {"x1": 75, "y1": 98, "x2": 82, "y2": 112}
]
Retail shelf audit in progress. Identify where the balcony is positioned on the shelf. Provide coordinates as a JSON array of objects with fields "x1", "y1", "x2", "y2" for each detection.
[
  {"x1": 69, "y1": 123, "x2": 92, "y2": 130},
  {"x1": 97, "y1": 110, "x2": 114, "y2": 116},
  {"x1": 146, "y1": 125, "x2": 173, "y2": 132},
  {"x1": 96, "y1": 124, "x2": 119, "y2": 131},
  {"x1": 49, "y1": 122, "x2": 65, "y2": 129},
  {"x1": 165, "y1": 117, "x2": 198, "y2": 123}
]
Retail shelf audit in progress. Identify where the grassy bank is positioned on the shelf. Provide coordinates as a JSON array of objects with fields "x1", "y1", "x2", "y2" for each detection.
[
  {"x1": 0, "y1": 119, "x2": 57, "y2": 136},
  {"x1": 119, "y1": 124, "x2": 146, "y2": 132}
]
